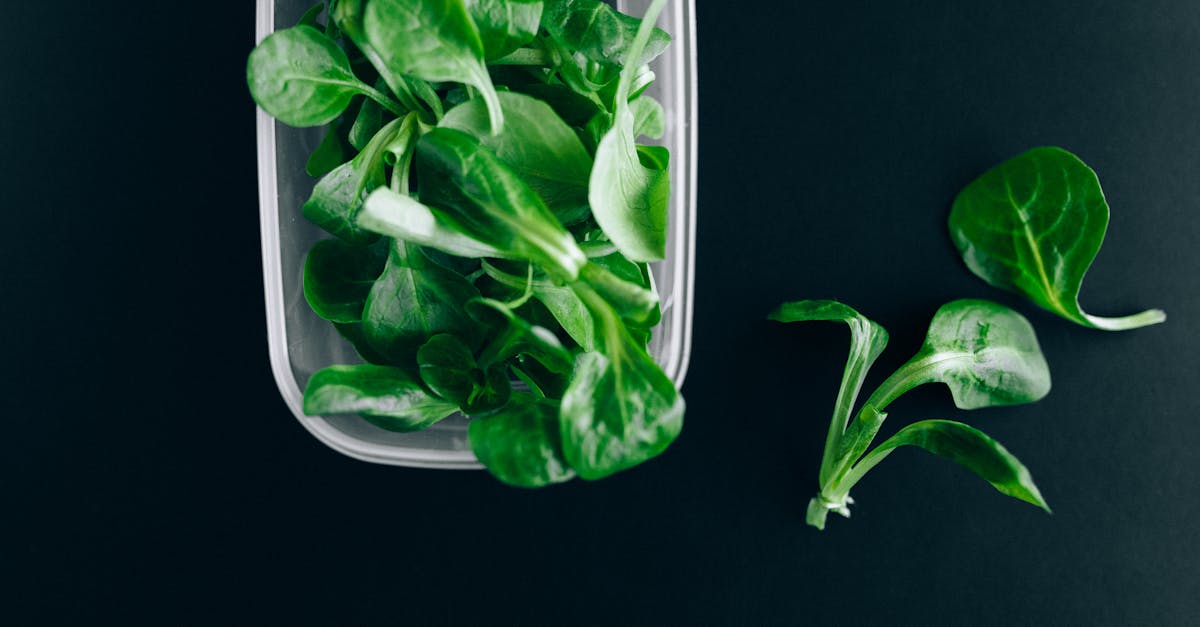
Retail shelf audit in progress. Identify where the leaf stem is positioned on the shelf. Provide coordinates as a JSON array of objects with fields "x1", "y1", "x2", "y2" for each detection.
[
  {"x1": 357, "y1": 83, "x2": 406, "y2": 117},
  {"x1": 1083, "y1": 308, "x2": 1167, "y2": 331}
]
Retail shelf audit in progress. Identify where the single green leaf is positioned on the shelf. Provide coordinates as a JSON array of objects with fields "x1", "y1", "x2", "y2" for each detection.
[
  {"x1": 542, "y1": 0, "x2": 671, "y2": 68},
  {"x1": 845, "y1": 419, "x2": 1050, "y2": 513},
  {"x1": 558, "y1": 285, "x2": 683, "y2": 479},
  {"x1": 576, "y1": 261, "x2": 659, "y2": 327},
  {"x1": 362, "y1": 240, "x2": 482, "y2": 365},
  {"x1": 441, "y1": 92, "x2": 593, "y2": 225},
  {"x1": 303, "y1": 364, "x2": 459, "y2": 431},
  {"x1": 465, "y1": 0, "x2": 544, "y2": 60},
  {"x1": 298, "y1": 2, "x2": 326, "y2": 28},
  {"x1": 416, "y1": 128, "x2": 588, "y2": 280},
  {"x1": 417, "y1": 333, "x2": 478, "y2": 405},
  {"x1": 587, "y1": 0, "x2": 670, "y2": 262},
  {"x1": 865, "y1": 299, "x2": 1051, "y2": 411},
  {"x1": 769, "y1": 300, "x2": 890, "y2": 486},
  {"x1": 469, "y1": 394, "x2": 577, "y2": 487},
  {"x1": 359, "y1": 187, "x2": 510, "y2": 259},
  {"x1": 306, "y1": 113, "x2": 354, "y2": 178},
  {"x1": 303, "y1": 115, "x2": 416, "y2": 243},
  {"x1": 950, "y1": 146, "x2": 1166, "y2": 331},
  {"x1": 630, "y1": 95, "x2": 665, "y2": 139},
  {"x1": 348, "y1": 94, "x2": 384, "y2": 151},
  {"x1": 247, "y1": 26, "x2": 373, "y2": 127},
  {"x1": 303, "y1": 238, "x2": 388, "y2": 323},
  {"x1": 482, "y1": 260, "x2": 595, "y2": 350},
  {"x1": 363, "y1": 0, "x2": 505, "y2": 132}
]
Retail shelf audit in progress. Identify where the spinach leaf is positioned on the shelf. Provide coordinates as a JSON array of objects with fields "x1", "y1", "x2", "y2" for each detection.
[
  {"x1": 483, "y1": 260, "x2": 595, "y2": 351},
  {"x1": 559, "y1": 285, "x2": 684, "y2": 479},
  {"x1": 362, "y1": 240, "x2": 481, "y2": 365},
  {"x1": 348, "y1": 93, "x2": 384, "y2": 151},
  {"x1": 440, "y1": 92, "x2": 593, "y2": 225},
  {"x1": 864, "y1": 299, "x2": 1051, "y2": 411},
  {"x1": 307, "y1": 107, "x2": 356, "y2": 177},
  {"x1": 773, "y1": 299, "x2": 1050, "y2": 530},
  {"x1": 465, "y1": 0, "x2": 544, "y2": 61},
  {"x1": 416, "y1": 127, "x2": 588, "y2": 280},
  {"x1": 358, "y1": 187, "x2": 511, "y2": 259},
  {"x1": 839, "y1": 419, "x2": 1050, "y2": 514},
  {"x1": 630, "y1": 95, "x2": 665, "y2": 140},
  {"x1": 949, "y1": 146, "x2": 1166, "y2": 331},
  {"x1": 303, "y1": 364, "x2": 459, "y2": 431},
  {"x1": 303, "y1": 238, "x2": 388, "y2": 323},
  {"x1": 303, "y1": 115, "x2": 417, "y2": 244},
  {"x1": 363, "y1": 0, "x2": 505, "y2": 132},
  {"x1": 247, "y1": 25, "x2": 400, "y2": 127},
  {"x1": 768, "y1": 300, "x2": 889, "y2": 486},
  {"x1": 587, "y1": 0, "x2": 670, "y2": 262},
  {"x1": 469, "y1": 394, "x2": 577, "y2": 487},
  {"x1": 542, "y1": 0, "x2": 671, "y2": 68}
]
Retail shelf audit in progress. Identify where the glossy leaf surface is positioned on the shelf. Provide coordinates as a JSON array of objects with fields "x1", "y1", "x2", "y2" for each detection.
[
  {"x1": 542, "y1": 0, "x2": 670, "y2": 68},
  {"x1": 303, "y1": 364, "x2": 459, "y2": 431},
  {"x1": 247, "y1": 26, "x2": 368, "y2": 127},
  {"x1": 303, "y1": 239, "x2": 388, "y2": 323},
  {"x1": 469, "y1": 394, "x2": 576, "y2": 487},
  {"x1": 950, "y1": 146, "x2": 1165, "y2": 331},
  {"x1": 465, "y1": 0, "x2": 543, "y2": 60},
  {"x1": 866, "y1": 299, "x2": 1051, "y2": 411}
]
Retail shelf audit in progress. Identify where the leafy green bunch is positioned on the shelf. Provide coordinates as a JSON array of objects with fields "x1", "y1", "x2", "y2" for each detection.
[{"x1": 247, "y1": 0, "x2": 683, "y2": 486}]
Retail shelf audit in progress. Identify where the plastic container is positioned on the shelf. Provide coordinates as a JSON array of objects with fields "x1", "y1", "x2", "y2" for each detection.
[{"x1": 256, "y1": 0, "x2": 697, "y2": 468}]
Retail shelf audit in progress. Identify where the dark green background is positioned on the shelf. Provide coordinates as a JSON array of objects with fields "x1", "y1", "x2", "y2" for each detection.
[{"x1": 5, "y1": 1, "x2": 1198, "y2": 624}]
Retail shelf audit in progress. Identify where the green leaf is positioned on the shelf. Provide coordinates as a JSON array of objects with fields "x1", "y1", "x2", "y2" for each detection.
[
  {"x1": 441, "y1": 92, "x2": 593, "y2": 225},
  {"x1": 465, "y1": 0, "x2": 544, "y2": 60},
  {"x1": 468, "y1": 298, "x2": 574, "y2": 374},
  {"x1": 416, "y1": 333, "x2": 478, "y2": 405},
  {"x1": 482, "y1": 260, "x2": 595, "y2": 350},
  {"x1": 247, "y1": 26, "x2": 373, "y2": 127},
  {"x1": 362, "y1": 240, "x2": 482, "y2": 365},
  {"x1": 587, "y1": 0, "x2": 670, "y2": 262},
  {"x1": 363, "y1": 0, "x2": 505, "y2": 132},
  {"x1": 949, "y1": 146, "x2": 1166, "y2": 331},
  {"x1": 416, "y1": 128, "x2": 588, "y2": 280},
  {"x1": 542, "y1": 0, "x2": 671, "y2": 68},
  {"x1": 845, "y1": 419, "x2": 1050, "y2": 513},
  {"x1": 630, "y1": 95, "x2": 665, "y2": 140},
  {"x1": 348, "y1": 94, "x2": 384, "y2": 151},
  {"x1": 359, "y1": 187, "x2": 511, "y2": 259},
  {"x1": 303, "y1": 364, "x2": 459, "y2": 431},
  {"x1": 303, "y1": 115, "x2": 417, "y2": 244},
  {"x1": 558, "y1": 285, "x2": 683, "y2": 479},
  {"x1": 866, "y1": 299, "x2": 1051, "y2": 411},
  {"x1": 769, "y1": 300, "x2": 890, "y2": 486},
  {"x1": 306, "y1": 108, "x2": 356, "y2": 177},
  {"x1": 303, "y1": 239, "x2": 388, "y2": 323},
  {"x1": 469, "y1": 394, "x2": 577, "y2": 487}
]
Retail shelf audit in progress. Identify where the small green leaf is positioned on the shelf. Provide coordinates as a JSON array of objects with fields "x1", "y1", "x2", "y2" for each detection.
[
  {"x1": 362, "y1": 240, "x2": 481, "y2": 365},
  {"x1": 468, "y1": 298, "x2": 574, "y2": 374},
  {"x1": 542, "y1": 0, "x2": 671, "y2": 68},
  {"x1": 866, "y1": 299, "x2": 1051, "y2": 411},
  {"x1": 441, "y1": 92, "x2": 593, "y2": 225},
  {"x1": 303, "y1": 364, "x2": 459, "y2": 431},
  {"x1": 417, "y1": 333, "x2": 478, "y2": 405},
  {"x1": 558, "y1": 285, "x2": 683, "y2": 479},
  {"x1": 358, "y1": 188, "x2": 510, "y2": 259},
  {"x1": 364, "y1": 0, "x2": 505, "y2": 132},
  {"x1": 303, "y1": 239, "x2": 388, "y2": 323},
  {"x1": 469, "y1": 394, "x2": 577, "y2": 487},
  {"x1": 587, "y1": 0, "x2": 670, "y2": 262},
  {"x1": 950, "y1": 146, "x2": 1166, "y2": 331},
  {"x1": 849, "y1": 419, "x2": 1050, "y2": 513},
  {"x1": 630, "y1": 95, "x2": 665, "y2": 140},
  {"x1": 247, "y1": 26, "x2": 370, "y2": 127},
  {"x1": 769, "y1": 300, "x2": 890, "y2": 486},
  {"x1": 303, "y1": 115, "x2": 416, "y2": 244},
  {"x1": 465, "y1": 0, "x2": 544, "y2": 60}
]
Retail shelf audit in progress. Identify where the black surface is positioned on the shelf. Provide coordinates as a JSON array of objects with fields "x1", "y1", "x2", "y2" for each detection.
[{"x1": 6, "y1": 2, "x2": 1200, "y2": 624}]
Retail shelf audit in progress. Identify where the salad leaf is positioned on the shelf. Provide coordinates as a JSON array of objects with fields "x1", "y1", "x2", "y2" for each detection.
[
  {"x1": 303, "y1": 238, "x2": 388, "y2": 323},
  {"x1": 465, "y1": 0, "x2": 544, "y2": 60},
  {"x1": 542, "y1": 0, "x2": 671, "y2": 68},
  {"x1": 469, "y1": 394, "x2": 577, "y2": 487},
  {"x1": 303, "y1": 364, "x2": 459, "y2": 431},
  {"x1": 949, "y1": 146, "x2": 1166, "y2": 331}
]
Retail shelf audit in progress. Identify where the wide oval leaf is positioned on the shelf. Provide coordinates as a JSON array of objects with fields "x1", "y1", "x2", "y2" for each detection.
[
  {"x1": 469, "y1": 394, "x2": 576, "y2": 487},
  {"x1": 247, "y1": 26, "x2": 366, "y2": 127},
  {"x1": 949, "y1": 146, "x2": 1165, "y2": 331},
  {"x1": 303, "y1": 239, "x2": 388, "y2": 323},
  {"x1": 867, "y1": 299, "x2": 1051, "y2": 411},
  {"x1": 465, "y1": 0, "x2": 544, "y2": 60},
  {"x1": 303, "y1": 364, "x2": 459, "y2": 431}
]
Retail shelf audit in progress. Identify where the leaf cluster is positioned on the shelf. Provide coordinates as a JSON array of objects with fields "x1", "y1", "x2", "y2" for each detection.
[{"x1": 247, "y1": 0, "x2": 680, "y2": 485}]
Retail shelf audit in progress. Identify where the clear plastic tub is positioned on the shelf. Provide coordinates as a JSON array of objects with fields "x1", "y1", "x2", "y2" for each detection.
[{"x1": 256, "y1": 0, "x2": 697, "y2": 468}]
